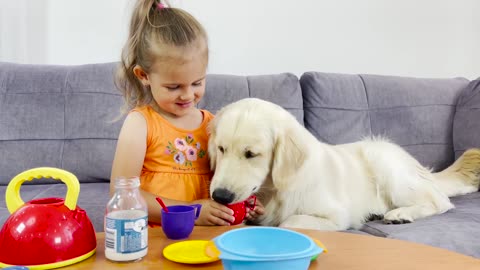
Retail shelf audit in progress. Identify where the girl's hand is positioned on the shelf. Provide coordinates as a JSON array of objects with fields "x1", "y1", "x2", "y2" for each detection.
[
  {"x1": 194, "y1": 199, "x2": 235, "y2": 226},
  {"x1": 246, "y1": 199, "x2": 265, "y2": 221}
]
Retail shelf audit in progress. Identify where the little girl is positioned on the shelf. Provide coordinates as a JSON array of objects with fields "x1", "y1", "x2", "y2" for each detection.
[{"x1": 111, "y1": 0, "x2": 263, "y2": 226}]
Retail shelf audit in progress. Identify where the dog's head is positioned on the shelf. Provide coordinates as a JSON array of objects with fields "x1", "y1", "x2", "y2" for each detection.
[{"x1": 208, "y1": 98, "x2": 307, "y2": 204}]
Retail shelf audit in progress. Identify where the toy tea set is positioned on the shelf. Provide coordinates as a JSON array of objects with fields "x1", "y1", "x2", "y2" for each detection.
[
  {"x1": 157, "y1": 195, "x2": 328, "y2": 270},
  {"x1": 0, "y1": 168, "x2": 327, "y2": 270}
]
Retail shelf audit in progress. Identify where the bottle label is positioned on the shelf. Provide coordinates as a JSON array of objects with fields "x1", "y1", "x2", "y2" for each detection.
[{"x1": 105, "y1": 212, "x2": 148, "y2": 254}]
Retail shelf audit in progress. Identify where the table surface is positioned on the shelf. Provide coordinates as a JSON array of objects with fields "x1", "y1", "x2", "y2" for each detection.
[{"x1": 63, "y1": 226, "x2": 480, "y2": 270}]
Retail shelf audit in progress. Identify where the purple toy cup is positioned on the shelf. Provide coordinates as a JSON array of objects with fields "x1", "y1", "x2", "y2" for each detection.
[{"x1": 161, "y1": 204, "x2": 202, "y2": 239}]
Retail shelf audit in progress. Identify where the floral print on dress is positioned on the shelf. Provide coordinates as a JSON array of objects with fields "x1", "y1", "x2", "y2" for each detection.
[
  {"x1": 174, "y1": 138, "x2": 187, "y2": 151},
  {"x1": 166, "y1": 134, "x2": 206, "y2": 166},
  {"x1": 174, "y1": 152, "x2": 185, "y2": 165},
  {"x1": 185, "y1": 146, "x2": 198, "y2": 161}
]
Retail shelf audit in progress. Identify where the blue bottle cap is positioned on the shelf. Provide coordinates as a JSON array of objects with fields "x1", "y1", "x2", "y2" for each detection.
[{"x1": 2, "y1": 267, "x2": 29, "y2": 270}]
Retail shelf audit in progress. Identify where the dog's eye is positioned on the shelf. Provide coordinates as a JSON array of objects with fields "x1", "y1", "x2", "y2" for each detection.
[
  {"x1": 245, "y1": 150, "x2": 256, "y2": 159},
  {"x1": 218, "y1": 146, "x2": 224, "y2": 153}
]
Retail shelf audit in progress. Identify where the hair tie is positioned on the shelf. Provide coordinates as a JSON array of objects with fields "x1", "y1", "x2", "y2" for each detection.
[{"x1": 157, "y1": 2, "x2": 168, "y2": 10}]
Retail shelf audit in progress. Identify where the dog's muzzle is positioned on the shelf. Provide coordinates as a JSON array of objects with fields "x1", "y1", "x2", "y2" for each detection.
[{"x1": 212, "y1": 188, "x2": 235, "y2": 204}]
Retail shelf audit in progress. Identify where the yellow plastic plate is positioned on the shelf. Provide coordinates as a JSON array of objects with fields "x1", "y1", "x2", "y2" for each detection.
[
  {"x1": 313, "y1": 238, "x2": 328, "y2": 253},
  {"x1": 163, "y1": 240, "x2": 220, "y2": 264}
]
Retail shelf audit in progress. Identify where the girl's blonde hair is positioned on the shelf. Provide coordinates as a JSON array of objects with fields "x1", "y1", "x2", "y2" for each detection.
[{"x1": 116, "y1": 0, "x2": 208, "y2": 113}]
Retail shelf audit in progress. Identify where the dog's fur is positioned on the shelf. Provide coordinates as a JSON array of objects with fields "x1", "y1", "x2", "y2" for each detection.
[{"x1": 208, "y1": 98, "x2": 480, "y2": 230}]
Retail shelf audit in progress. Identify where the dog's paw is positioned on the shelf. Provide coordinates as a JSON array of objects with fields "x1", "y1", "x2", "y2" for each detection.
[
  {"x1": 279, "y1": 216, "x2": 307, "y2": 228},
  {"x1": 383, "y1": 209, "x2": 413, "y2": 225},
  {"x1": 366, "y1": 213, "x2": 384, "y2": 222},
  {"x1": 280, "y1": 215, "x2": 342, "y2": 230},
  {"x1": 383, "y1": 219, "x2": 412, "y2": 225}
]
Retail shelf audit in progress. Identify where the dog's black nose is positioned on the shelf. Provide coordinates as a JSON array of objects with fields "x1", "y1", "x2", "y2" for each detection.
[{"x1": 212, "y1": 188, "x2": 235, "y2": 204}]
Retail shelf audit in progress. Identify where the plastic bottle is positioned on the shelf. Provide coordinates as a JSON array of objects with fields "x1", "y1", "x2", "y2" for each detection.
[{"x1": 104, "y1": 176, "x2": 148, "y2": 261}]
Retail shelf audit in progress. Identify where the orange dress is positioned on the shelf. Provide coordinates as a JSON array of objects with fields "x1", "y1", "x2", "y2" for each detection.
[{"x1": 132, "y1": 106, "x2": 214, "y2": 202}]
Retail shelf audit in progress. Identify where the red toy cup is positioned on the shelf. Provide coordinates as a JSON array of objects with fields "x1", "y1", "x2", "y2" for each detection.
[{"x1": 226, "y1": 195, "x2": 256, "y2": 225}]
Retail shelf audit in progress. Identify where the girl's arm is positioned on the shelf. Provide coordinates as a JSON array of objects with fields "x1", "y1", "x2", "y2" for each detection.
[
  {"x1": 139, "y1": 189, "x2": 187, "y2": 224},
  {"x1": 110, "y1": 112, "x2": 183, "y2": 223},
  {"x1": 110, "y1": 112, "x2": 147, "y2": 194}
]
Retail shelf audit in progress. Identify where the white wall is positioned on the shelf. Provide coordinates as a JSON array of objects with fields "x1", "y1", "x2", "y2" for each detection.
[
  {"x1": 1, "y1": 0, "x2": 479, "y2": 79},
  {"x1": 0, "y1": 0, "x2": 47, "y2": 64},
  {"x1": 45, "y1": 0, "x2": 131, "y2": 65}
]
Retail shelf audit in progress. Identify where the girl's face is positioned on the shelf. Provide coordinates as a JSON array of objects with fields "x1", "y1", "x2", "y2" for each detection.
[{"x1": 134, "y1": 43, "x2": 208, "y2": 119}]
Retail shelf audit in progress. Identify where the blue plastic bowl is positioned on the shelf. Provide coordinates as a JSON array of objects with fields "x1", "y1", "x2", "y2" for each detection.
[{"x1": 214, "y1": 227, "x2": 322, "y2": 270}]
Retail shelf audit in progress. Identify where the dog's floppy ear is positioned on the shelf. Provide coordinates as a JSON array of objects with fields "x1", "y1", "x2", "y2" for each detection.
[
  {"x1": 207, "y1": 105, "x2": 229, "y2": 171},
  {"x1": 272, "y1": 127, "x2": 306, "y2": 191},
  {"x1": 207, "y1": 118, "x2": 218, "y2": 171}
]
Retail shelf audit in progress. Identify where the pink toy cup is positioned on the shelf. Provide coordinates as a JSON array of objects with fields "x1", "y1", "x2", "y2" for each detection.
[{"x1": 226, "y1": 195, "x2": 256, "y2": 225}]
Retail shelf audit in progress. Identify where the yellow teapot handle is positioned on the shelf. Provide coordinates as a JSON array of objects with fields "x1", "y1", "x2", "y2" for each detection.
[{"x1": 6, "y1": 167, "x2": 80, "y2": 213}]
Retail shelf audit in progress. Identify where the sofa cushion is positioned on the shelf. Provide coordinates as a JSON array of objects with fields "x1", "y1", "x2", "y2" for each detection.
[
  {"x1": 201, "y1": 73, "x2": 304, "y2": 125},
  {"x1": 0, "y1": 62, "x2": 124, "y2": 185},
  {"x1": 300, "y1": 72, "x2": 469, "y2": 171},
  {"x1": 453, "y1": 78, "x2": 480, "y2": 159},
  {"x1": 360, "y1": 192, "x2": 480, "y2": 258},
  {"x1": 0, "y1": 182, "x2": 110, "y2": 232}
]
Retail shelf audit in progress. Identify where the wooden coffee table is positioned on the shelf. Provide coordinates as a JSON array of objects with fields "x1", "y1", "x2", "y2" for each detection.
[{"x1": 63, "y1": 226, "x2": 479, "y2": 270}]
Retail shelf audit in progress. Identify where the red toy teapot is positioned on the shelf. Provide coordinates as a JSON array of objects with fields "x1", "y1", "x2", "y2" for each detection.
[{"x1": 0, "y1": 167, "x2": 97, "y2": 269}]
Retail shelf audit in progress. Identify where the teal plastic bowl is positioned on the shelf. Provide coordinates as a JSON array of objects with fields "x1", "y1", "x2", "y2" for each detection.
[{"x1": 214, "y1": 227, "x2": 323, "y2": 270}]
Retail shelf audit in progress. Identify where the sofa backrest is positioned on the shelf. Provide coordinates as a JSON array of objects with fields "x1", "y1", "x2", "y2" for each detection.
[
  {"x1": 200, "y1": 73, "x2": 303, "y2": 123},
  {"x1": 300, "y1": 72, "x2": 470, "y2": 171},
  {"x1": 1, "y1": 61, "x2": 471, "y2": 183},
  {"x1": 0, "y1": 62, "x2": 124, "y2": 185},
  {"x1": 453, "y1": 78, "x2": 480, "y2": 159},
  {"x1": 0, "y1": 62, "x2": 303, "y2": 185}
]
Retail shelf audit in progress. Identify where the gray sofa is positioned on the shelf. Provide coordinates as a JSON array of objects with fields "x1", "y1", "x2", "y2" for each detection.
[{"x1": 1, "y1": 62, "x2": 479, "y2": 258}]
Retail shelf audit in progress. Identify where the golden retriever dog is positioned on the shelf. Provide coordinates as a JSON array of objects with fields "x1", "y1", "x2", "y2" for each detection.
[{"x1": 208, "y1": 98, "x2": 480, "y2": 230}]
